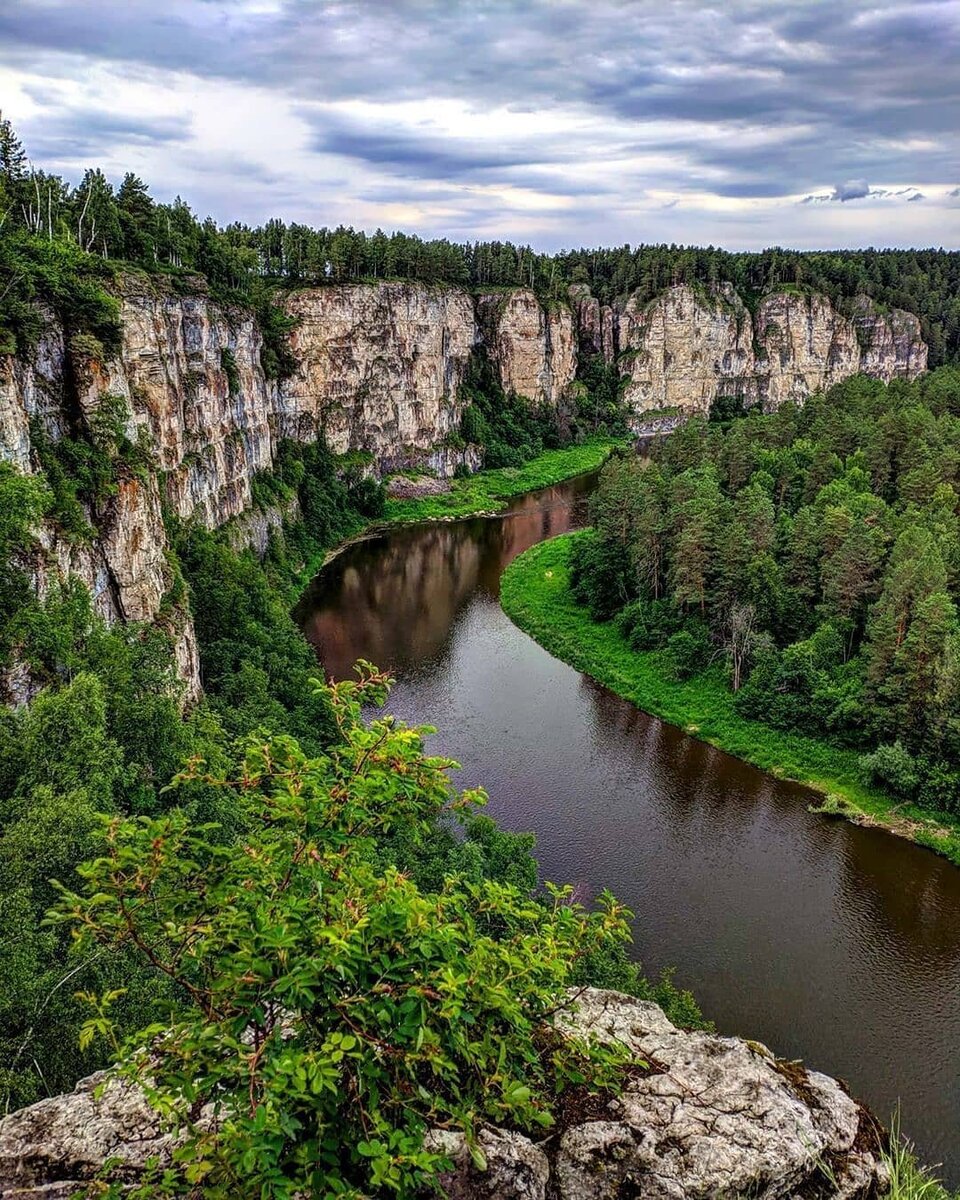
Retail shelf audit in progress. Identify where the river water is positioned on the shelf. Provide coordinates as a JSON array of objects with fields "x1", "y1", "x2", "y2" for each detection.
[{"x1": 295, "y1": 474, "x2": 960, "y2": 1181}]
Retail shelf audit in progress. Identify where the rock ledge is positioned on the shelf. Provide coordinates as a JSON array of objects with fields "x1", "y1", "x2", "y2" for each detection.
[{"x1": 0, "y1": 989, "x2": 886, "y2": 1199}]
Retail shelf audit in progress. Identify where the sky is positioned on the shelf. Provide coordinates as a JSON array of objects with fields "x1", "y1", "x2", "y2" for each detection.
[{"x1": 1, "y1": 0, "x2": 959, "y2": 252}]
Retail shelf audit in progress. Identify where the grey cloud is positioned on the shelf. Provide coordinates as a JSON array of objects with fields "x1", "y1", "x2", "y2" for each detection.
[
  {"x1": 303, "y1": 113, "x2": 553, "y2": 178},
  {"x1": 833, "y1": 180, "x2": 870, "y2": 202},
  {"x1": 0, "y1": 0, "x2": 957, "y2": 245},
  {"x1": 18, "y1": 106, "x2": 189, "y2": 163}
]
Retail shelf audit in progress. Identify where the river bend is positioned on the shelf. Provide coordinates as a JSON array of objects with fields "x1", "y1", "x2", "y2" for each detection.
[{"x1": 295, "y1": 475, "x2": 960, "y2": 1181}]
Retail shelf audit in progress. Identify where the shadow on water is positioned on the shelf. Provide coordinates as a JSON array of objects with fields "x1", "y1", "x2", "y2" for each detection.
[{"x1": 295, "y1": 472, "x2": 960, "y2": 1182}]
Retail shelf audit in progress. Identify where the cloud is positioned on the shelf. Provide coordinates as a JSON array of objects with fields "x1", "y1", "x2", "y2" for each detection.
[
  {"x1": 833, "y1": 179, "x2": 870, "y2": 201},
  {"x1": 0, "y1": 0, "x2": 956, "y2": 248},
  {"x1": 20, "y1": 106, "x2": 189, "y2": 163}
]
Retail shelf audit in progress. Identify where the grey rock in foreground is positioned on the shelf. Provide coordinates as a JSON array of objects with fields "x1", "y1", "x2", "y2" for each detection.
[{"x1": 0, "y1": 989, "x2": 886, "y2": 1199}]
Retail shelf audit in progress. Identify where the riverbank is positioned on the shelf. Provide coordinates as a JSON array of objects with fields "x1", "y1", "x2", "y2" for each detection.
[
  {"x1": 383, "y1": 439, "x2": 623, "y2": 523},
  {"x1": 289, "y1": 439, "x2": 624, "y2": 592},
  {"x1": 501, "y1": 531, "x2": 960, "y2": 868}
]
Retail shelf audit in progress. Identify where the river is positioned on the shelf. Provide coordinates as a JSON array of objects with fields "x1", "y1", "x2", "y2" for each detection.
[{"x1": 294, "y1": 473, "x2": 960, "y2": 1182}]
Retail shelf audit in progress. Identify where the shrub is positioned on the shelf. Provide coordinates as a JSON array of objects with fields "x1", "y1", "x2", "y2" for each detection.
[
  {"x1": 666, "y1": 625, "x2": 710, "y2": 681},
  {"x1": 56, "y1": 666, "x2": 633, "y2": 1199},
  {"x1": 220, "y1": 346, "x2": 240, "y2": 396},
  {"x1": 859, "y1": 741, "x2": 920, "y2": 801}
]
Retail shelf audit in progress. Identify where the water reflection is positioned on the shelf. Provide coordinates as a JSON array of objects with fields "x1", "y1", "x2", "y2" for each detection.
[{"x1": 297, "y1": 473, "x2": 960, "y2": 1181}]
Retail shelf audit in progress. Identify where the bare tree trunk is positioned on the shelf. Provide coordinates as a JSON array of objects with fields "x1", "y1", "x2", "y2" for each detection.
[{"x1": 726, "y1": 602, "x2": 756, "y2": 692}]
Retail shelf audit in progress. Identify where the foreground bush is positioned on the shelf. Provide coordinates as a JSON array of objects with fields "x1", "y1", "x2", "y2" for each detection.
[{"x1": 55, "y1": 665, "x2": 632, "y2": 1199}]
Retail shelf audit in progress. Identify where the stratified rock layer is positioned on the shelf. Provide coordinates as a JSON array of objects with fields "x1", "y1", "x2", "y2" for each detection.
[
  {"x1": 476, "y1": 289, "x2": 577, "y2": 406},
  {"x1": 0, "y1": 276, "x2": 928, "y2": 702},
  {"x1": 0, "y1": 989, "x2": 886, "y2": 1199},
  {"x1": 279, "y1": 283, "x2": 478, "y2": 472},
  {"x1": 0, "y1": 280, "x2": 572, "y2": 701}
]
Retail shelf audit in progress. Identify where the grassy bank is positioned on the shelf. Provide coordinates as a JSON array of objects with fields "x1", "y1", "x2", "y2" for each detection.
[
  {"x1": 383, "y1": 440, "x2": 623, "y2": 523},
  {"x1": 282, "y1": 439, "x2": 623, "y2": 602},
  {"x1": 501, "y1": 532, "x2": 960, "y2": 867}
]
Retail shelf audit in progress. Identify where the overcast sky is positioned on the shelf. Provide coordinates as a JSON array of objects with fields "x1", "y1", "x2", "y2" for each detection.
[{"x1": 1, "y1": 0, "x2": 958, "y2": 251}]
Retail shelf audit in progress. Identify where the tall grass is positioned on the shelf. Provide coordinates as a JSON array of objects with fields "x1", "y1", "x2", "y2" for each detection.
[
  {"x1": 883, "y1": 1114, "x2": 958, "y2": 1200},
  {"x1": 500, "y1": 532, "x2": 960, "y2": 867}
]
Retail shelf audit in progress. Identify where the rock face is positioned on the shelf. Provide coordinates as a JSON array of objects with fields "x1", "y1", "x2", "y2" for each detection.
[
  {"x1": 279, "y1": 283, "x2": 479, "y2": 473},
  {"x1": 611, "y1": 283, "x2": 927, "y2": 420},
  {"x1": 0, "y1": 280, "x2": 574, "y2": 702},
  {"x1": 476, "y1": 289, "x2": 577, "y2": 406},
  {"x1": 0, "y1": 989, "x2": 886, "y2": 1199},
  {"x1": 0, "y1": 275, "x2": 927, "y2": 702}
]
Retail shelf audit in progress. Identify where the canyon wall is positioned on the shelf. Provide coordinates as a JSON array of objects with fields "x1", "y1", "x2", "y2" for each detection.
[
  {"x1": 0, "y1": 280, "x2": 575, "y2": 702},
  {"x1": 598, "y1": 282, "x2": 927, "y2": 420},
  {"x1": 0, "y1": 275, "x2": 928, "y2": 703}
]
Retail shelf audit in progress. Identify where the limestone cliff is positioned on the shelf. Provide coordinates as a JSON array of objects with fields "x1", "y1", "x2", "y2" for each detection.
[
  {"x1": 606, "y1": 282, "x2": 927, "y2": 421},
  {"x1": 0, "y1": 989, "x2": 887, "y2": 1199},
  {"x1": 278, "y1": 283, "x2": 475, "y2": 473},
  {"x1": 0, "y1": 275, "x2": 927, "y2": 704},
  {"x1": 476, "y1": 289, "x2": 577, "y2": 406},
  {"x1": 0, "y1": 281, "x2": 575, "y2": 701}
]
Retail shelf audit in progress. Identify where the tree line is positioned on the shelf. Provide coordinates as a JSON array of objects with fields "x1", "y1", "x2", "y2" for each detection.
[
  {"x1": 2, "y1": 114, "x2": 959, "y2": 367},
  {"x1": 571, "y1": 367, "x2": 960, "y2": 815}
]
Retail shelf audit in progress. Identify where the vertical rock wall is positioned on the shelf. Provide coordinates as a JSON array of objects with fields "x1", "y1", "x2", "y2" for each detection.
[
  {"x1": 600, "y1": 283, "x2": 927, "y2": 420},
  {"x1": 476, "y1": 289, "x2": 577, "y2": 406},
  {"x1": 0, "y1": 274, "x2": 928, "y2": 701}
]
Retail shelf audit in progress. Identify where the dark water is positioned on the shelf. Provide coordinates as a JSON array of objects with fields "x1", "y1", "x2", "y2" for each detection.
[{"x1": 296, "y1": 475, "x2": 960, "y2": 1182}]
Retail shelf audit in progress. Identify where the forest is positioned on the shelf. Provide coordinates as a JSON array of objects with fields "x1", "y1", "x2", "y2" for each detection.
[
  {"x1": 570, "y1": 367, "x2": 960, "y2": 816},
  {"x1": 0, "y1": 111, "x2": 689, "y2": 1128},
  {"x1": 2, "y1": 114, "x2": 959, "y2": 370},
  {"x1": 0, "y1": 111, "x2": 958, "y2": 1195}
]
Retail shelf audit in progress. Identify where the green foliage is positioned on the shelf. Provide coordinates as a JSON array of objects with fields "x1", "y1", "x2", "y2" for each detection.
[
  {"x1": 859, "y1": 742, "x2": 921, "y2": 801},
  {"x1": 55, "y1": 666, "x2": 634, "y2": 1199},
  {"x1": 383, "y1": 440, "x2": 621, "y2": 524},
  {"x1": 566, "y1": 369, "x2": 960, "y2": 819},
  {"x1": 458, "y1": 350, "x2": 559, "y2": 468},
  {"x1": 573, "y1": 356, "x2": 633, "y2": 438},
  {"x1": 881, "y1": 1112, "x2": 960, "y2": 1200},
  {"x1": 220, "y1": 346, "x2": 240, "y2": 396},
  {"x1": 501, "y1": 532, "x2": 960, "y2": 866}
]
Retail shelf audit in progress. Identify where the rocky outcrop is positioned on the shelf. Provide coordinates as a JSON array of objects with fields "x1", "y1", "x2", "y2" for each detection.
[
  {"x1": 476, "y1": 289, "x2": 577, "y2": 406},
  {"x1": 617, "y1": 284, "x2": 754, "y2": 414},
  {"x1": 0, "y1": 989, "x2": 886, "y2": 1199},
  {"x1": 0, "y1": 274, "x2": 926, "y2": 702},
  {"x1": 610, "y1": 283, "x2": 926, "y2": 421},
  {"x1": 279, "y1": 283, "x2": 479, "y2": 474},
  {"x1": 0, "y1": 280, "x2": 573, "y2": 701}
]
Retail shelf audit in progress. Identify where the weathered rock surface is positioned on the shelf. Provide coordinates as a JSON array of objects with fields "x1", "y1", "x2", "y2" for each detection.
[
  {"x1": 0, "y1": 989, "x2": 886, "y2": 1199},
  {"x1": 279, "y1": 283, "x2": 478, "y2": 474},
  {"x1": 611, "y1": 282, "x2": 926, "y2": 420},
  {"x1": 476, "y1": 289, "x2": 577, "y2": 406},
  {"x1": 0, "y1": 275, "x2": 928, "y2": 702}
]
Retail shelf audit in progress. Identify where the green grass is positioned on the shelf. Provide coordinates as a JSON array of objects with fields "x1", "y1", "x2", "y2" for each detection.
[
  {"x1": 501, "y1": 532, "x2": 960, "y2": 867},
  {"x1": 882, "y1": 1114, "x2": 959, "y2": 1200},
  {"x1": 383, "y1": 440, "x2": 623, "y2": 524}
]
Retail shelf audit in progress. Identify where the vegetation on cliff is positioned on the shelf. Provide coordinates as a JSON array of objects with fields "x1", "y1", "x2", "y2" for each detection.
[
  {"x1": 0, "y1": 433, "x2": 699, "y2": 1122},
  {"x1": 51, "y1": 665, "x2": 635, "y2": 1198}
]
